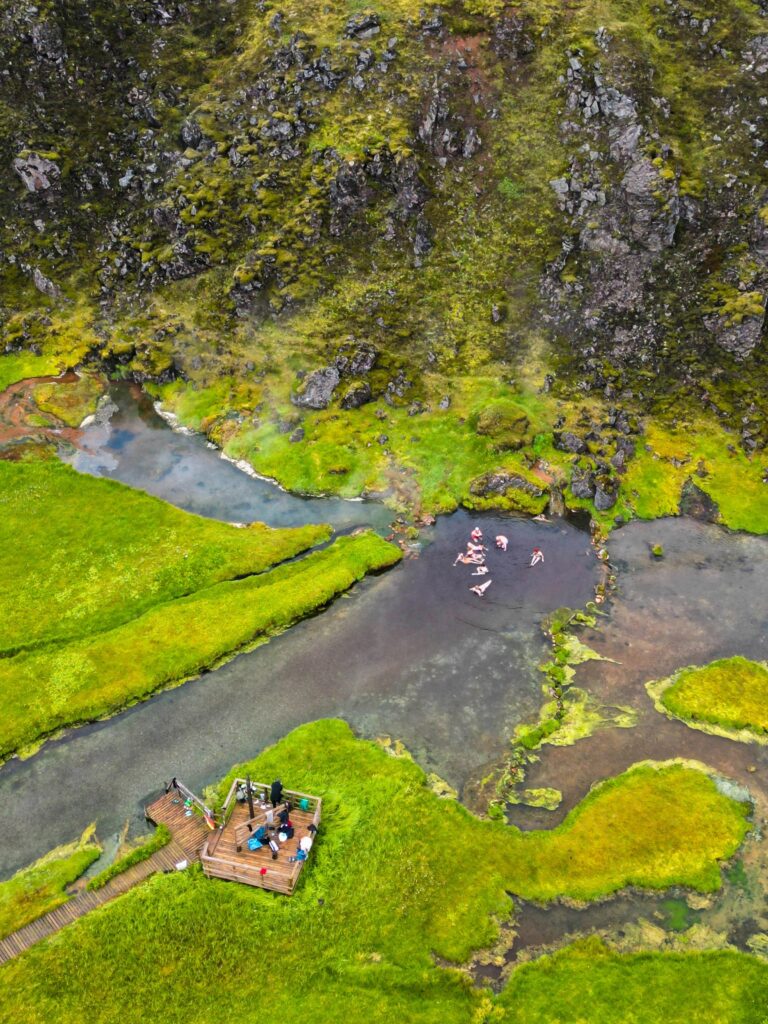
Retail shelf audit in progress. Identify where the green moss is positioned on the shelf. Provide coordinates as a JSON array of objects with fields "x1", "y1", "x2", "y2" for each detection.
[
  {"x1": 86, "y1": 826, "x2": 171, "y2": 892},
  {"x1": 0, "y1": 533, "x2": 401, "y2": 761},
  {"x1": 0, "y1": 827, "x2": 101, "y2": 941},
  {"x1": 0, "y1": 352, "x2": 65, "y2": 392},
  {"x1": 498, "y1": 938, "x2": 768, "y2": 1023},
  {"x1": 0, "y1": 723, "x2": 753, "y2": 1022},
  {"x1": 507, "y1": 787, "x2": 562, "y2": 811},
  {"x1": 621, "y1": 419, "x2": 768, "y2": 534},
  {"x1": 647, "y1": 656, "x2": 768, "y2": 744},
  {"x1": 33, "y1": 374, "x2": 104, "y2": 427},
  {"x1": 507, "y1": 760, "x2": 750, "y2": 902}
]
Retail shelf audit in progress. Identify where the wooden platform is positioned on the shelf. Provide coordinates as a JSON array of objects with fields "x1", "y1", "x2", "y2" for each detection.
[
  {"x1": 0, "y1": 778, "x2": 321, "y2": 964},
  {"x1": 0, "y1": 839, "x2": 189, "y2": 965},
  {"x1": 145, "y1": 790, "x2": 211, "y2": 859},
  {"x1": 201, "y1": 778, "x2": 321, "y2": 892}
]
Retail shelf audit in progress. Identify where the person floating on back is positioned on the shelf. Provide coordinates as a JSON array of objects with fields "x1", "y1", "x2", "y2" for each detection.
[
  {"x1": 471, "y1": 565, "x2": 489, "y2": 576},
  {"x1": 470, "y1": 579, "x2": 492, "y2": 597},
  {"x1": 530, "y1": 547, "x2": 544, "y2": 567},
  {"x1": 454, "y1": 551, "x2": 484, "y2": 566},
  {"x1": 495, "y1": 535, "x2": 508, "y2": 551}
]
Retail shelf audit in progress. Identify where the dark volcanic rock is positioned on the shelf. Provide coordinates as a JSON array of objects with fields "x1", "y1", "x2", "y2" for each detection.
[
  {"x1": 179, "y1": 118, "x2": 203, "y2": 149},
  {"x1": 703, "y1": 310, "x2": 766, "y2": 361},
  {"x1": 335, "y1": 343, "x2": 378, "y2": 377},
  {"x1": 292, "y1": 366, "x2": 340, "y2": 409},
  {"x1": 570, "y1": 466, "x2": 595, "y2": 499},
  {"x1": 345, "y1": 13, "x2": 381, "y2": 39},
  {"x1": 470, "y1": 471, "x2": 544, "y2": 499},
  {"x1": 554, "y1": 431, "x2": 588, "y2": 454},
  {"x1": 340, "y1": 381, "x2": 373, "y2": 409},
  {"x1": 593, "y1": 480, "x2": 618, "y2": 510},
  {"x1": 679, "y1": 478, "x2": 720, "y2": 522}
]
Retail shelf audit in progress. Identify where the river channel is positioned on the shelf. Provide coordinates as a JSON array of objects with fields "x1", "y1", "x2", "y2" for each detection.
[{"x1": 2, "y1": 387, "x2": 767, "y2": 965}]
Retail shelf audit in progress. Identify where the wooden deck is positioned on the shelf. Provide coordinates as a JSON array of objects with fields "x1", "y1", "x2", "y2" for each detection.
[
  {"x1": 145, "y1": 789, "x2": 212, "y2": 859},
  {"x1": 0, "y1": 839, "x2": 189, "y2": 966},
  {"x1": 0, "y1": 777, "x2": 321, "y2": 965}
]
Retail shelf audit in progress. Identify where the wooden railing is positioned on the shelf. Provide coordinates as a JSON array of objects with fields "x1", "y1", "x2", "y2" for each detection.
[
  {"x1": 168, "y1": 778, "x2": 213, "y2": 819},
  {"x1": 199, "y1": 846, "x2": 294, "y2": 894}
]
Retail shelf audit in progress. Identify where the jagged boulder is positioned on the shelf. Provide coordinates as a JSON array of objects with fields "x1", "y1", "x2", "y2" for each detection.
[
  {"x1": 292, "y1": 366, "x2": 340, "y2": 409},
  {"x1": 340, "y1": 381, "x2": 372, "y2": 409},
  {"x1": 13, "y1": 153, "x2": 60, "y2": 193}
]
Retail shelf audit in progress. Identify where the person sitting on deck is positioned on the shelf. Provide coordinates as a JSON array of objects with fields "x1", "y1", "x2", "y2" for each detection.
[
  {"x1": 300, "y1": 835, "x2": 313, "y2": 854},
  {"x1": 470, "y1": 579, "x2": 492, "y2": 597},
  {"x1": 279, "y1": 807, "x2": 292, "y2": 826},
  {"x1": 495, "y1": 535, "x2": 508, "y2": 551},
  {"x1": 270, "y1": 779, "x2": 283, "y2": 807}
]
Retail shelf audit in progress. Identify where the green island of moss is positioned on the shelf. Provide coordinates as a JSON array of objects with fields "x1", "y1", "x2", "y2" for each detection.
[
  {"x1": 647, "y1": 656, "x2": 768, "y2": 745},
  {"x1": 0, "y1": 722, "x2": 753, "y2": 1023},
  {"x1": 498, "y1": 937, "x2": 768, "y2": 1023},
  {"x1": 0, "y1": 532, "x2": 400, "y2": 762},
  {"x1": 0, "y1": 828, "x2": 101, "y2": 942}
]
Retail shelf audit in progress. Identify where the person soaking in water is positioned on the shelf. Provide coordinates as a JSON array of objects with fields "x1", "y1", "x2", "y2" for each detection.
[
  {"x1": 495, "y1": 535, "x2": 508, "y2": 551},
  {"x1": 530, "y1": 547, "x2": 544, "y2": 567},
  {"x1": 470, "y1": 579, "x2": 492, "y2": 597}
]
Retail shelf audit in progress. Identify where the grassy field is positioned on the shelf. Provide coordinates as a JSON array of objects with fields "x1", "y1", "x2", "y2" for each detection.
[
  {"x1": 0, "y1": 721, "x2": 753, "y2": 1023},
  {"x1": 0, "y1": 460, "x2": 330, "y2": 653},
  {"x1": 648, "y1": 657, "x2": 768, "y2": 745},
  {"x1": 0, "y1": 829, "x2": 100, "y2": 941},
  {"x1": 0, "y1": 533, "x2": 400, "y2": 761},
  {"x1": 498, "y1": 937, "x2": 768, "y2": 1023}
]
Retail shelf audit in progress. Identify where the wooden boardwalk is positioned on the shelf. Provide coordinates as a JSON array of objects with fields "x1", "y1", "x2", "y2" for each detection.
[{"x1": 0, "y1": 838, "x2": 189, "y2": 966}]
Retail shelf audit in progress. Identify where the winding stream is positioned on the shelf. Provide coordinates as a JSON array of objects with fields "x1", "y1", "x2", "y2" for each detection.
[
  {"x1": 3, "y1": 388, "x2": 767, "y2": 966},
  {"x1": 1, "y1": 388, "x2": 598, "y2": 877}
]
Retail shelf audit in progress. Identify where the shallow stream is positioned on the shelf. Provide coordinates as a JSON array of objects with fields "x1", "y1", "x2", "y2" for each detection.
[{"x1": 2, "y1": 387, "x2": 767, "y2": 966}]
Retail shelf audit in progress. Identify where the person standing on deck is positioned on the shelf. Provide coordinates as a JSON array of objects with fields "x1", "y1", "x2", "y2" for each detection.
[{"x1": 270, "y1": 779, "x2": 284, "y2": 807}]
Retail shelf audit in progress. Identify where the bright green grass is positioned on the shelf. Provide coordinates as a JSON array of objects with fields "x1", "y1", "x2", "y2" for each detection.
[
  {"x1": 0, "y1": 352, "x2": 66, "y2": 393},
  {"x1": 0, "y1": 460, "x2": 329, "y2": 653},
  {"x1": 0, "y1": 829, "x2": 101, "y2": 941},
  {"x1": 0, "y1": 722, "x2": 751, "y2": 1023},
  {"x1": 498, "y1": 937, "x2": 768, "y2": 1023},
  {"x1": 0, "y1": 534, "x2": 400, "y2": 761},
  {"x1": 648, "y1": 657, "x2": 768, "y2": 744}
]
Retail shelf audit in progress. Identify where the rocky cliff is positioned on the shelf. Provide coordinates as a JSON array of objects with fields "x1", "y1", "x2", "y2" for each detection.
[{"x1": 1, "y1": 0, "x2": 767, "y2": 523}]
